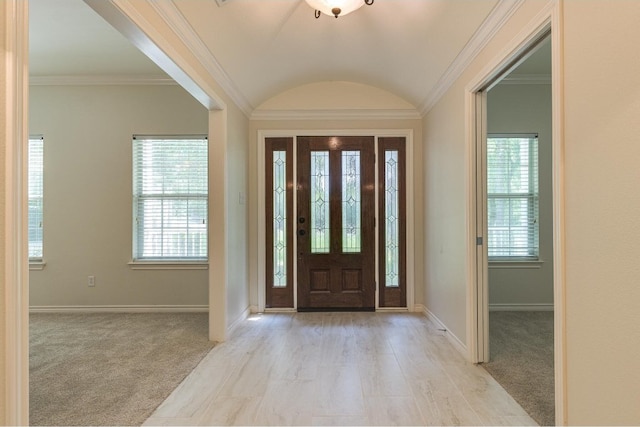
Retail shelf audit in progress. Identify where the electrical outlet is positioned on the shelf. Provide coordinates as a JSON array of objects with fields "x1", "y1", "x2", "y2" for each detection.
[{"x1": 88, "y1": 276, "x2": 95, "y2": 287}]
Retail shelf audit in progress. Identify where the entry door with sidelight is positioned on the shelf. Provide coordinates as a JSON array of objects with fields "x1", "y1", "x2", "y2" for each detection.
[{"x1": 296, "y1": 136, "x2": 375, "y2": 310}]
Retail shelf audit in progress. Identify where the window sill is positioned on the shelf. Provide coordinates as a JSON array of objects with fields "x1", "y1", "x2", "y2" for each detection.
[
  {"x1": 489, "y1": 260, "x2": 544, "y2": 269},
  {"x1": 128, "y1": 261, "x2": 209, "y2": 270},
  {"x1": 29, "y1": 261, "x2": 46, "y2": 271}
]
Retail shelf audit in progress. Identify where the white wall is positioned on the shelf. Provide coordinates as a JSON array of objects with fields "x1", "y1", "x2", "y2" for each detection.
[
  {"x1": 487, "y1": 83, "x2": 554, "y2": 308},
  {"x1": 29, "y1": 84, "x2": 209, "y2": 308},
  {"x1": 424, "y1": 0, "x2": 640, "y2": 423},
  {"x1": 225, "y1": 103, "x2": 250, "y2": 326},
  {"x1": 563, "y1": 0, "x2": 640, "y2": 423}
]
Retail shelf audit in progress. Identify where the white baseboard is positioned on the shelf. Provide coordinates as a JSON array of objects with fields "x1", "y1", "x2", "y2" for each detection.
[
  {"x1": 489, "y1": 303, "x2": 554, "y2": 311},
  {"x1": 416, "y1": 304, "x2": 468, "y2": 358},
  {"x1": 29, "y1": 305, "x2": 208, "y2": 313}
]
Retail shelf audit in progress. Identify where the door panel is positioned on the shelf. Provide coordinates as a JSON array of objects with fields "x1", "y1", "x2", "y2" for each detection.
[{"x1": 297, "y1": 136, "x2": 375, "y2": 310}]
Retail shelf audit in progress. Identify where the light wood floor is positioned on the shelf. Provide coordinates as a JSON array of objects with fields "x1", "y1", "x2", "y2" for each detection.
[{"x1": 144, "y1": 312, "x2": 536, "y2": 426}]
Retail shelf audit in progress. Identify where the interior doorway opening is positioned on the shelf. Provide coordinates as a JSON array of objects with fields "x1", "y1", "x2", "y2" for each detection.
[
  {"x1": 480, "y1": 35, "x2": 555, "y2": 426},
  {"x1": 467, "y1": 11, "x2": 565, "y2": 424}
]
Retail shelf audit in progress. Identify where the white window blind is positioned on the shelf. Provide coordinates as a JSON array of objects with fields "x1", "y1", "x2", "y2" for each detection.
[
  {"x1": 487, "y1": 134, "x2": 539, "y2": 259},
  {"x1": 133, "y1": 136, "x2": 208, "y2": 261},
  {"x1": 28, "y1": 136, "x2": 44, "y2": 260}
]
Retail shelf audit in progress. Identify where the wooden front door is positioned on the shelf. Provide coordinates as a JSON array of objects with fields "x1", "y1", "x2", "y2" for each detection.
[{"x1": 296, "y1": 136, "x2": 375, "y2": 310}]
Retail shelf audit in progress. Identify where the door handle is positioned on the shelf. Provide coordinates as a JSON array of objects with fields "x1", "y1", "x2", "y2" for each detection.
[{"x1": 298, "y1": 229, "x2": 306, "y2": 236}]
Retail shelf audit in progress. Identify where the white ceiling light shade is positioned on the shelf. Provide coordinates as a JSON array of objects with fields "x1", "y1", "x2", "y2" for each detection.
[{"x1": 305, "y1": 0, "x2": 374, "y2": 19}]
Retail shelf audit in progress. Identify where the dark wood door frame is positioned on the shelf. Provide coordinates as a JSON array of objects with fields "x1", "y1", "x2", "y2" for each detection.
[{"x1": 263, "y1": 134, "x2": 408, "y2": 311}]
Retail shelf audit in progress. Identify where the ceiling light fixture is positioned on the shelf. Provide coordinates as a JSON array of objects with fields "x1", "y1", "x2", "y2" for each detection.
[{"x1": 305, "y1": 0, "x2": 374, "y2": 19}]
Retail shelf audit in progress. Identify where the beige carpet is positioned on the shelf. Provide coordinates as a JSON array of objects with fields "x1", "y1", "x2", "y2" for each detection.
[
  {"x1": 482, "y1": 311, "x2": 555, "y2": 426},
  {"x1": 30, "y1": 312, "x2": 215, "y2": 426}
]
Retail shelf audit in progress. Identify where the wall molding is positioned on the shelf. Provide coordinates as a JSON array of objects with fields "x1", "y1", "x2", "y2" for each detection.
[
  {"x1": 29, "y1": 305, "x2": 208, "y2": 313},
  {"x1": 416, "y1": 305, "x2": 468, "y2": 358},
  {"x1": 250, "y1": 109, "x2": 421, "y2": 121},
  {"x1": 29, "y1": 75, "x2": 176, "y2": 86},
  {"x1": 489, "y1": 303, "x2": 554, "y2": 311},
  {"x1": 419, "y1": 0, "x2": 525, "y2": 115}
]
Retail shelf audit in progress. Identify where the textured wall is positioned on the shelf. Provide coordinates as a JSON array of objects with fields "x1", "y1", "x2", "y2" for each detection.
[
  {"x1": 563, "y1": 0, "x2": 640, "y2": 423},
  {"x1": 29, "y1": 85, "x2": 209, "y2": 308}
]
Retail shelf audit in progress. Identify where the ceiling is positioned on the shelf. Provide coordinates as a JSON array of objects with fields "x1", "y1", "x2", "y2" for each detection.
[{"x1": 29, "y1": 0, "x2": 550, "y2": 113}]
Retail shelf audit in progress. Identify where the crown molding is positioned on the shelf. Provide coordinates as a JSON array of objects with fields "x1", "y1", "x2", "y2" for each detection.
[
  {"x1": 29, "y1": 74, "x2": 176, "y2": 86},
  {"x1": 419, "y1": 0, "x2": 525, "y2": 116},
  {"x1": 500, "y1": 73, "x2": 551, "y2": 85},
  {"x1": 149, "y1": 0, "x2": 254, "y2": 117},
  {"x1": 250, "y1": 109, "x2": 422, "y2": 121}
]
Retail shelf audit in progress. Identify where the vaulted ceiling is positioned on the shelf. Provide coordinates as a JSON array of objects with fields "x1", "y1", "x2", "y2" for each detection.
[{"x1": 29, "y1": 0, "x2": 547, "y2": 115}]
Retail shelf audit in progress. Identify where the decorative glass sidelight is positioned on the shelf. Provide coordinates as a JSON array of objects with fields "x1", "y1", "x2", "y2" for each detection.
[
  {"x1": 273, "y1": 151, "x2": 287, "y2": 287},
  {"x1": 385, "y1": 151, "x2": 400, "y2": 287},
  {"x1": 342, "y1": 151, "x2": 361, "y2": 253},
  {"x1": 311, "y1": 151, "x2": 330, "y2": 253}
]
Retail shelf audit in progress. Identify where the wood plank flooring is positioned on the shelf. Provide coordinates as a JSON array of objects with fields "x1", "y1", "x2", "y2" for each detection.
[{"x1": 143, "y1": 312, "x2": 537, "y2": 426}]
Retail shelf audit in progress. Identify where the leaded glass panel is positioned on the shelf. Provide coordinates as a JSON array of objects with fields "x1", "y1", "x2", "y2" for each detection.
[
  {"x1": 273, "y1": 151, "x2": 287, "y2": 287},
  {"x1": 311, "y1": 151, "x2": 330, "y2": 253},
  {"x1": 385, "y1": 151, "x2": 400, "y2": 287},
  {"x1": 342, "y1": 151, "x2": 361, "y2": 253}
]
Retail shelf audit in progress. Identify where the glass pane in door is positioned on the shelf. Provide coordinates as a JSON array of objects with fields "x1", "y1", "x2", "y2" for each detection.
[
  {"x1": 311, "y1": 151, "x2": 330, "y2": 253},
  {"x1": 272, "y1": 150, "x2": 287, "y2": 287},
  {"x1": 342, "y1": 151, "x2": 361, "y2": 253},
  {"x1": 385, "y1": 150, "x2": 399, "y2": 287}
]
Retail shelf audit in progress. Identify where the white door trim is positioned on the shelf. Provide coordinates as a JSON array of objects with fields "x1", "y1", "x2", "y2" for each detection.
[
  {"x1": 257, "y1": 129, "x2": 415, "y2": 313},
  {"x1": 3, "y1": 0, "x2": 30, "y2": 424},
  {"x1": 464, "y1": 1, "x2": 566, "y2": 425}
]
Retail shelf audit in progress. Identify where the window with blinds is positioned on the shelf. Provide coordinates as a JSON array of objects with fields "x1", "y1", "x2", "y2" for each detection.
[
  {"x1": 487, "y1": 134, "x2": 539, "y2": 259},
  {"x1": 28, "y1": 136, "x2": 44, "y2": 261},
  {"x1": 132, "y1": 136, "x2": 208, "y2": 261}
]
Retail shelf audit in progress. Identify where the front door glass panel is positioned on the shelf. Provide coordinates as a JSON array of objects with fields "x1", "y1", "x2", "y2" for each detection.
[
  {"x1": 310, "y1": 151, "x2": 330, "y2": 253},
  {"x1": 342, "y1": 150, "x2": 362, "y2": 253},
  {"x1": 272, "y1": 150, "x2": 287, "y2": 287},
  {"x1": 384, "y1": 150, "x2": 399, "y2": 287}
]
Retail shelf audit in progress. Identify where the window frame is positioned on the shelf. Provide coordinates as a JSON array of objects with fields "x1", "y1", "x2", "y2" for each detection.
[
  {"x1": 131, "y1": 135, "x2": 209, "y2": 264},
  {"x1": 486, "y1": 133, "x2": 540, "y2": 261}
]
